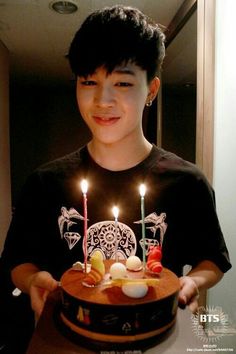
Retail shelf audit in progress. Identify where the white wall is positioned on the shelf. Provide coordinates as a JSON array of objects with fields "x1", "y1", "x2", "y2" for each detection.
[
  {"x1": 0, "y1": 40, "x2": 11, "y2": 252},
  {"x1": 209, "y1": 0, "x2": 236, "y2": 344}
]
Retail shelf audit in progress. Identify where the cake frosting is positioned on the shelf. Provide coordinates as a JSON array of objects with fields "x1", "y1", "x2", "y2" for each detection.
[{"x1": 59, "y1": 256, "x2": 180, "y2": 349}]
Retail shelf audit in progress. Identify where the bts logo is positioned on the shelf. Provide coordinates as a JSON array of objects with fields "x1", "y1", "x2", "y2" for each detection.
[{"x1": 199, "y1": 314, "x2": 220, "y2": 323}]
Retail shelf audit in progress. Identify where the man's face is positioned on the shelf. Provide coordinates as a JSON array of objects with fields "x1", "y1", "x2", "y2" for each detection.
[{"x1": 76, "y1": 63, "x2": 158, "y2": 146}]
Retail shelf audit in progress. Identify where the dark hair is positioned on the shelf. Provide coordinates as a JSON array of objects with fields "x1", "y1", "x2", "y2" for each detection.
[{"x1": 68, "y1": 5, "x2": 165, "y2": 82}]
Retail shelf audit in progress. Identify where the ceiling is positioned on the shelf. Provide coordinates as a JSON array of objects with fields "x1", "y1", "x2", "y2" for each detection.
[{"x1": 0, "y1": 0, "x2": 197, "y2": 87}]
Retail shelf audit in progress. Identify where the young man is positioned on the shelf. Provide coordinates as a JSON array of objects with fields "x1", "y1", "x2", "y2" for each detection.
[{"x1": 1, "y1": 4, "x2": 231, "y2": 327}]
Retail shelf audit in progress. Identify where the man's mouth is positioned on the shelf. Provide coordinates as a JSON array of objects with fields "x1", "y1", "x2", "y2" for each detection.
[{"x1": 93, "y1": 115, "x2": 120, "y2": 125}]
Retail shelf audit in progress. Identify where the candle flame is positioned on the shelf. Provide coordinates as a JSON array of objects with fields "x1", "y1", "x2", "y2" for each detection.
[
  {"x1": 81, "y1": 179, "x2": 88, "y2": 194},
  {"x1": 139, "y1": 184, "x2": 146, "y2": 197},
  {"x1": 112, "y1": 206, "x2": 119, "y2": 219}
]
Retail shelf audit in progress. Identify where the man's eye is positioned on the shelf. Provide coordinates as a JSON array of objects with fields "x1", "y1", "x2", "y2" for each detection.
[
  {"x1": 81, "y1": 80, "x2": 96, "y2": 86},
  {"x1": 116, "y1": 82, "x2": 133, "y2": 87}
]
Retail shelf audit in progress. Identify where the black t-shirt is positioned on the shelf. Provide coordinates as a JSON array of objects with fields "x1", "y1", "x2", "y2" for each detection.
[{"x1": 1, "y1": 145, "x2": 231, "y2": 279}]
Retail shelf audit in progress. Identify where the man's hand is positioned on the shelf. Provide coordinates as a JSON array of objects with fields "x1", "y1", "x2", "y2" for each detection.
[
  {"x1": 178, "y1": 260, "x2": 224, "y2": 313},
  {"x1": 178, "y1": 275, "x2": 199, "y2": 313},
  {"x1": 12, "y1": 263, "x2": 59, "y2": 320},
  {"x1": 28, "y1": 271, "x2": 59, "y2": 319}
]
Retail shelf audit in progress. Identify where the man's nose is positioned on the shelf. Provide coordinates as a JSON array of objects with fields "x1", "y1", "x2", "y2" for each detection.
[{"x1": 94, "y1": 84, "x2": 115, "y2": 107}]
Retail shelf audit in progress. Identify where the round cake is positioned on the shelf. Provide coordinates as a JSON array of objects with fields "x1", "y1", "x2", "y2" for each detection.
[{"x1": 59, "y1": 259, "x2": 180, "y2": 348}]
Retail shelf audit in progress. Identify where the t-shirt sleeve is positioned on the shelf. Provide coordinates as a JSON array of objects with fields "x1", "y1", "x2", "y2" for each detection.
[
  {"x1": 1, "y1": 171, "x2": 47, "y2": 271},
  {"x1": 181, "y1": 174, "x2": 231, "y2": 273}
]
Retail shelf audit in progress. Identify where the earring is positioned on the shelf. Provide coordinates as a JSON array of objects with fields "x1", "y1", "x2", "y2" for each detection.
[{"x1": 146, "y1": 100, "x2": 152, "y2": 107}]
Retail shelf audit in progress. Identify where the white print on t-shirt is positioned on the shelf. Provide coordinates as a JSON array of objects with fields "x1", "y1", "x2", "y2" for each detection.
[
  {"x1": 58, "y1": 206, "x2": 85, "y2": 250},
  {"x1": 135, "y1": 212, "x2": 167, "y2": 247},
  {"x1": 86, "y1": 221, "x2": 136, "y2": 259},
  {"x1": 58, "y1": 207, "x2": 168, "y2": 256}
]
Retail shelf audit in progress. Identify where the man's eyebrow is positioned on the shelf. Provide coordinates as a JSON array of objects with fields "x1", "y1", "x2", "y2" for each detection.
[{"x1": 113, "y1": 68, "x2": 135, "y2": 76}]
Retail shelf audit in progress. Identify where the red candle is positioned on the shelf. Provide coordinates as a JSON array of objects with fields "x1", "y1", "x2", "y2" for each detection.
[
  {"x1": 81, "y1": 179, "x2": 88, "y2": 272},
  {"x1": 112, "y1": 206, "x2": 119, "y2": 262}
]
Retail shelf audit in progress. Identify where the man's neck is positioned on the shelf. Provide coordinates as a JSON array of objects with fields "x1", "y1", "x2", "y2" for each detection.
[{"x1": 87, "y1": 138, "x2": 152, "y2": 171}]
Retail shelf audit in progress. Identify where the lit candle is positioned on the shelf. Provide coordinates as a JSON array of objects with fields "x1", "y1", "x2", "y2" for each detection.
[
  {"x1": 81, "y1": 179, "x2": 88, "y2": 272},
  {"x1": 139, "y1": 184, "x2": 146, "y2": 268},
  {"x1": 112, "y1": 206, "x2": 119, "y2": 262}
]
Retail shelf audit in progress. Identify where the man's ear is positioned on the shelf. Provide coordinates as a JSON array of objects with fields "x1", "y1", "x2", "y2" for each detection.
[{"x1": 147, "y1": 77, "x2": 160, "y2": 103}]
